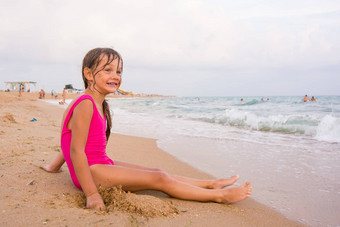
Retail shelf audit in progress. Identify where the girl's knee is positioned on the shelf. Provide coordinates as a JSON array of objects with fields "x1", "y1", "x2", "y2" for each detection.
[{"x1": 155, "y1": 170, "x2": 172, "y2": 186}]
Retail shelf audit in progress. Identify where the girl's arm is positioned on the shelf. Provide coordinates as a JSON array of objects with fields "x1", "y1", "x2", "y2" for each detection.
[
  {"x1": 42, "y1": 152, "x2": 65, "y2": 173},
  {"x1": 69, "y1": 99, "x2": 105, "y2": 210}
]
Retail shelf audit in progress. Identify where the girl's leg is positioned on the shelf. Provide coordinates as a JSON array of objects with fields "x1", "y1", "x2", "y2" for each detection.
[
  {"x1": 171, "y1": 175, "x2": 239, "y2": 189},
  {"x1": 114, "y1": 160, "x2": 239, "y2": 189},
  {"x1": 42, "y1": 152, "x2": 65, "y2": 173},
  {"x1": 89, "y1": 164, "x2": 252, "y2": 204}
]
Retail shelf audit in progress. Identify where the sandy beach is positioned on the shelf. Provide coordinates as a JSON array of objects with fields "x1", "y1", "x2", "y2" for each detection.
[{"x1": 0, "y1": 92, "x2": 304, "y2": 226}]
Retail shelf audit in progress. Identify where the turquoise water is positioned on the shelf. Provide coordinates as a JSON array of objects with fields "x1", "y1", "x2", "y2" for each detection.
[
  {"x1": 109, "y1": 96, "x2": 340, "y2": 143},
  {"x1": 107, "y1": 96, "x2": 340, "y2": 227}
]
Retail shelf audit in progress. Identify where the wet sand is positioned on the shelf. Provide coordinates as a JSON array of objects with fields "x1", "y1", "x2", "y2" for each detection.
[{"x1": 0, "y1": 92, "x2": 304, "y2": 226}]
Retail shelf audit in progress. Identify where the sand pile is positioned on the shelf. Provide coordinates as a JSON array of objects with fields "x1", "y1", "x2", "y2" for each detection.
[
  {"x1": 1, "y1": 113, "x2": 17, "y2": 123},
  {"x1": 73, "y1": 186, "x2": 179, "y2": 217}
]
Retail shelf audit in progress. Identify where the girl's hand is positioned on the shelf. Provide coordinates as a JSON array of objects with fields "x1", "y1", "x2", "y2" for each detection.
[{"x1": 86, "y1": 192, "x2": 105, "y2": 211}]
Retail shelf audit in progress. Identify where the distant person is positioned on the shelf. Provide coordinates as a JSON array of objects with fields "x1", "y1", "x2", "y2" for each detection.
[
  {"x1": 39, "y1": 89, "x2": 45, "y2": 99},
  {"x1": 311, "y1": 96, "x2": 317, "y2": 102},
  {"x1": 59, "y1": 88, "x2": 67, "y2": 105},
  {"x1": 261, "y1": 98, "x2": 264, "y2": 101},
  {"x1": 266, "y1": 98, "x2": 270, "y2": 101},
  {"x1": 18, "y1": 84, "x2": 22, "y2": 97},
  {"x1": 51, "y1": 89, "x2": 54, "y2": 97},
  {"x1": 303, "y1": 95, "x2": 309, "y2": 102},
  {"x1": 241, "y1": 98, "x2": 244, "y2": 102},
  {"x1": 42, "y1": 47, "x2": 252, "y2": 211},
  {"x1": 62, "y1": 88, "x2": 66, "y2": 102}
]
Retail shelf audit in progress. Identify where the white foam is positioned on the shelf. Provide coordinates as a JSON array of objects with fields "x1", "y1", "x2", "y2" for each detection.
[
  {"x1": 41, "y1": 99, "x2": 71, "y2": 108},
  {"x1": 315, "y1": 115, "x2": 340, "y2": 143}
]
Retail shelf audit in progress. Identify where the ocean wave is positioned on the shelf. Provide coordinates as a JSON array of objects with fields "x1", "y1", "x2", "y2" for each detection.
[
  {"x1": 233, "y1": 99, "x2": 260, "y2": 106},
  {"x1": 315, "y1": 115, "x2": 340, "y2": 143},
  {"x1": 184, "y1": 109, "x2": 331, "y2": 137}
]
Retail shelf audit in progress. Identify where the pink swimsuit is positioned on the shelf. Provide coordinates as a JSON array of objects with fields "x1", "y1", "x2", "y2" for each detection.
[{"x1": 61, "y1": 95, "x2": 114, "y2": 189}]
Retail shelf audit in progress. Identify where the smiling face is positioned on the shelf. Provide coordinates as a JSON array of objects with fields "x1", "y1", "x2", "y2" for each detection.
[
  {"x1": 84, "y1": 54, "x2": 122, "y2": 95},
  {"x1": 82, "y1": 48, "x2": 123, "y2": 96}
]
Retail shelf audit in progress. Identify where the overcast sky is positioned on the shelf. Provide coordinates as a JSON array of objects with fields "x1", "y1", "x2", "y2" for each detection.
[{"x1": 0, "y1": 0, "x2": 339, "y2": 96}]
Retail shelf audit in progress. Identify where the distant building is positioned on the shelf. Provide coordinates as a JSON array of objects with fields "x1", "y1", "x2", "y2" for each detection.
[
  {"x1": 64, "y1": 84, "x2": 83, "y2": 93},
  {"x1": 4, "y1": 81, "x2": 37, "y2": 92}
]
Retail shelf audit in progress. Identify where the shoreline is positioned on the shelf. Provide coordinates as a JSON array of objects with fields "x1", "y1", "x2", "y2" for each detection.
[
  {"x1": 0, "y1": 92, "x2": 303, "y2": 226},
  {"x1": 2, "y1": 91, "x2": 171, "y2": 100}
]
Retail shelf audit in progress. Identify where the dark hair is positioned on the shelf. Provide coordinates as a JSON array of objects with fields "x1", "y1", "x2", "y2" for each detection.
[{"x1": 82, "y1": 47, "x2": 123, "y2": 141}]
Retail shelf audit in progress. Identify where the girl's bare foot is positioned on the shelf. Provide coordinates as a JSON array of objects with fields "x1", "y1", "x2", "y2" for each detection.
[
  {"x1": 40, "y1": 165, "x2": 62, "y2": 173},
  {"x1": 209, "y1": 175, "x2": 240, "y2": 189},
  {"x1": 218, "y1": 182, "x2": 252, "y2": 204}
]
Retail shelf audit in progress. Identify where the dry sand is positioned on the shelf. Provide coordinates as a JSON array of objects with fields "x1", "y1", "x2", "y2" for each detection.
[{"x1": 0, "y1": 92, "x2": 304, "y2": 226}]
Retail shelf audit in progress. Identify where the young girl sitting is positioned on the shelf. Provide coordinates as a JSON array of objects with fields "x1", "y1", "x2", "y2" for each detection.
[{"x1": 43, "y1": 47, "x2": 252, "y2": 210}]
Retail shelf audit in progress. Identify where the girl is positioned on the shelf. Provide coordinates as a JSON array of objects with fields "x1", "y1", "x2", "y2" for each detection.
[{"x1": 43, "y1": 47, "x2": 252, "y2": 210}]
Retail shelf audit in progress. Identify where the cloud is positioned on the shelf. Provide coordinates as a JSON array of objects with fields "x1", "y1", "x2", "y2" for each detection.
[{"x1": 0, "y1": 0, "x2": 339, "y2": 95}]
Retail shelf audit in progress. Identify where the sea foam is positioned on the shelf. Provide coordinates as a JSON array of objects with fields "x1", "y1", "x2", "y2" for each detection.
[{"x1": 315, "y1": 115, "x2": 340, "y2": 143}]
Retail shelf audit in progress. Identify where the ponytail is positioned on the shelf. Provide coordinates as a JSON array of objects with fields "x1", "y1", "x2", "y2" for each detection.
[{"x1": 103, "y1": 99, "x2": 112, "y2": 141}]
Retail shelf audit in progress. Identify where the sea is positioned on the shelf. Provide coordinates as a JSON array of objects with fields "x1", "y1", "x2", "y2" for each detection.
[{"x1": 45, "y1": 96, "x2": 340, "y2": 226}]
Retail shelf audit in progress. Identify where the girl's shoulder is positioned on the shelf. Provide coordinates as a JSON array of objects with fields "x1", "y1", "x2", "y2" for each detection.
[
  {"x1": 70, "y1": 94, "x2": 94, "y2": 107},
  {"x1": 61, "y1": 95, "x2": 94, "y2": 131},
  {"x1": 62, "y1": 94, "x2": 94, "y2": 119},
  {"x1": 72, "y1": 98, "x2": 94, "y2": 119}
]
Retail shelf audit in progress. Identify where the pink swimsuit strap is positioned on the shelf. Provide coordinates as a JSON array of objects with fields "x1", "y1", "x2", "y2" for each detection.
[{"x1": 62, "y1": 95, "x2": 98, "y2": 130}]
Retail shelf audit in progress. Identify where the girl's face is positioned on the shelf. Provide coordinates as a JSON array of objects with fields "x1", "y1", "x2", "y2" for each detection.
[{"x1": 87, "y1": 54, "x2": 122, "y2": 95}]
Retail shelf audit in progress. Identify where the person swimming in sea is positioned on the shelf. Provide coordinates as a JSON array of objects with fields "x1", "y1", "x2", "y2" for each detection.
[{"x1": 303, "y1": 95, "x2": 309, "y2": 102}]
